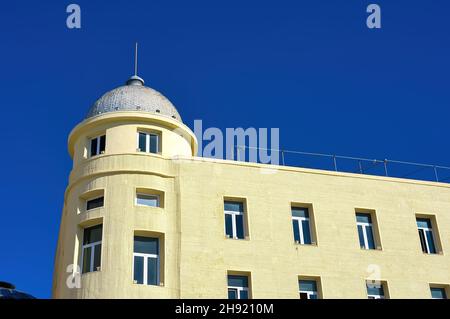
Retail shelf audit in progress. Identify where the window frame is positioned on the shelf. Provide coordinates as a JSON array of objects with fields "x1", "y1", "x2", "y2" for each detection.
[
  {"x1": 224, "y1": 201, "x2": 246, "y2": 240},
  {"x1": 80, "y1": 225, "x2": 103, "y2": 274},
  {"x1": 356, "y1": 213, "x2": 376, "y2": 250},
  {"x1": 430, "y1": 286, "x2": 448, "y2": 299},
  {"x1": 89, "y1": 135, "x2": 106, "y2": 157},
  {"x1": 299, "y1": 281, "x2": 318, "y2": 299},
  {"x1": 136, "y1": 193, "x2": 160, "y2": 208},
  {"x1": 137, "y1": 131, "x2": 160, "y2": 154},
  {"x1": 291, "y1": 207, "x2": 312, "y2": 245},
  {"x1": 366, "y1": 282, "x2": 386, "y2": 299},
  {"x1": 86, "y1": 196, "x2": 104, "y2": 211},
  {"x1": 227, "y1": 274, "x2": 250, "y2": 299},
  {"x1": 417, "y1": 218, "x2": 437, "y2": 254},
  {"x1": 132, "y1": 237, "x2": 161, "y2": 286}
]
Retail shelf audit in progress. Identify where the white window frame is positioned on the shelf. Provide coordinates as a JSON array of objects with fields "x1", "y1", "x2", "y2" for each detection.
[
  {"x1": 81, "y1": 240, "x2": 102, "y2": 273},
  {"x1": 137, "y1": 131, "x2": 160, "y2": 154},
  {"x1": 292, "y1": 215, "x2": 310, "y2": 245},
  {"x1": 90, "y1": 135, "x2": 105, "y2": 157},
  {"x1": 299, "y1": 289, "x2": 318, "y2": 299},
  {"x1": 136, "y1": 193, "x2": 160, "y2": 207},
  {"x1": 132, "y1": 252, "x2": 159, "y2": 285},
  {"x1": 357, "y1": 218, "x2": 374, "y2": 250},
  {"x1": 224, "y1": 209, "x2": 244, "y2": 239},
  {"x1": 228, "y1": 285, "x2": 249, "y2": 299},
  {"x1": 417, "y1": 221, "x2": 435, "y2": 254}
]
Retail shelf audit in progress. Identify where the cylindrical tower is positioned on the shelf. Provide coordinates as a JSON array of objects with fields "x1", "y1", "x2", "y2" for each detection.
[{"x1": 52, "y1": 75, "x2": 197, "y2": 298}]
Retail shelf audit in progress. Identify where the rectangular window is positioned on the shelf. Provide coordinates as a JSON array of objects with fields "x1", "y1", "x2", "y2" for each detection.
[
  {"x1": 81, "y1": 224, "x2": 102, "y2": 274},
  {"x1": 224, "y1": 201, "x2": 245, "y2": 239},
  {"x1": 417, "y1": 218, "x2": 437, "y2": 254},
  {"x1": 356, "y1": 213, "x2": 376, "y2": 250},
  {"x1": 292, "y1": 207, "x2": 312, "y2": 245},
  {"x1": 133, "y1": 236, "x2": 159, "y2": 286},
  {"x1": 136, "y1": 193, "x2": 160, "y2": 207},
  {"x1": 430, "y1": 286, "x2": 447, "y2": 299},
  {"x1": 86, "y1": 196, "x2": 104, "y2": 211},
  {"x1": 90, "y1": 135, "x2": 106, "y2": 157},
  {"x1": 137, "y1": 132, "x2": 160, "y2": 154},
  {"x1": 299, "y1": 280, "x2": 318, "y2": 299},
  {"x1": 366, "y1": 282, "x2": 386, "y2": 299},
  {"x1": 228, "y1": 275, "x2": 249, "y2": 299}
]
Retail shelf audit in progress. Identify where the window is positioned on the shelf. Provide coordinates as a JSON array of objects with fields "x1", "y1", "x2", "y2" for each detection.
[
  {"x1": 430, "y1": 286, "x2": 447, "y2": 299},
  {"x1": 137, "y1": 131, "x2": 160, "y2": 154},
  {"x1": 366, "y1": 282, "x2": 386, "y2": 299},
  {"x1": 356, "y1": 213, "x2": 376, "y2": 250},
  {"x1": 299, "y1": 280, "x2": 319, "y2": 299},
  {"x1": 81, "y1": 225, "x2": 102, "y2": 274},
  {"x1": 224, "y1": 201, "x2": 245, "y2": 239},
  {"x1": 228, "y1": 275, "x2": 249, "y2": 299},
  {"x1": 292, "y1": 207, "x2": 312, "y2": 245},
  {"x1": 133, "y1": 236, "x2": 160, "y2": 286},
  {"x1": 417, "y1": 218, "x2": 437, "y2": 254},
  {"x1": 90, "y1": 135, "x2": 106, "y2": 157},
  {"x1": 136, "y1": 193, "x2": 160, "y2": 207},
  {"x1": 86, "y1": 196, "x2": 104, "y2": 211}
]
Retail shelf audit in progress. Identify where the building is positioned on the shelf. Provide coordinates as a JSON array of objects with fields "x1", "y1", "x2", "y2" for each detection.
[{"x1": 52, "y1": 74, "x2": 450, "y2": 299}]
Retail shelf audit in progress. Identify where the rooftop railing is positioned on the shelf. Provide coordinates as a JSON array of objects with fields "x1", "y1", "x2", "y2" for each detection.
[{"x1": 233, "y1": 145, "x2": 450, "y2": 183}]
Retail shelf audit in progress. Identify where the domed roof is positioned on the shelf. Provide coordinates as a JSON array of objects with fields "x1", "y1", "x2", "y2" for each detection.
[{"x1": 86, "y1": 75, "x2": 182, "y2": 122}]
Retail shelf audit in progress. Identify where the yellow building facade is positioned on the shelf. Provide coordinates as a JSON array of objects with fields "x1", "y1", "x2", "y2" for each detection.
[{"x1": 52, "y1": 75, "x2": 450, "y2": 299}]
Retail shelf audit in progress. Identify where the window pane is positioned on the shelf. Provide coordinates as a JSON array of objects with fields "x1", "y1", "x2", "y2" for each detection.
[
  {"x1": 225, "y1": 214, "x2": 233, "y2": 237},
  {"x1": 136, "y1": 194, "x2": 159, "y2": 207},
  {"x1": 147, "y1": 257, "x2": 158, "y2": 285},
  {"x1": 224, "y1": 201, "x2": 243, "y2": 212},
  {"x1": 149, "y1": 134, "x2": 158, "y2": 154},
  {"x1": 82, "y1": 246, "x2": 91, "y2": 273},
  {"x1": 99, "y1": 135, "x2": 106, "y2": 153},
  {"x1": 367, "y1": 284, "x2": 384, "y2": 297},
  {"x1": 431, "y1": 288, "x2": 447, "y2": 299},
  {"x1": 426, "y1": 230, "x2": 437, "y2": 254},
  {"x1": 87, "y1": 197, "x2": 104, "y2": 210},
  {"x1": 366, "y1": 225, "x2": 376, "y2": 249},
  {"x1": 356, "y1": 213, "x2": 371, "y2": 224},
  {"x1": 228, "y1": 289, "x2": 238, "y2": 299},
  {"x1": 90, "y1": 138, "x2": 98, "y2": 156},
  {"x1": 299, "y1": 292, "x2": 308, "y2": 299},
  {"x1": 416, "y1": 218, "x2": 432, "y2": 229},
  {"x1": 299, "y1": 280, "x2": 317, "y2": 292},
  {"x1": 228, "y1": 275, "x2": 248, "y2": 288},
  {"x1": 235, "y1": 214, "x2": 245, "y2": 239},
  {"x1": 83, "y1": 225, "x2": 103, "y2": 244},
  {"x1": 138, "y1": 133, "x2": 146, "y2": 152},
  {"x1": 93, "y1": 244, "x2": 101, "y2": 271},
  {"x1": 240, "y1": 290, "x2": 249, "y2": 299},
  {"x1": 310, "y1": 294, "x2": 318, "y2": 300},
  {"x1": 302, "y1": 220, "x2": 312, "y2": 244},
  {"x1": 134, "y1": 236, "x2": 159, "y2": 255},
  {"x1": 357, "y1": 225, "x2": 365, "y2": 248},
  {"x1": 292, "y1": 207, "x2": 309, "y2": 218},
  {"x1": 418, "y1": 230, "x2": 427, "y2": 253},
  {"x1": 133, "y1": 256, "x2": 144, "y2": 284},
  {"x1": 292, "y1": 219, "x2": 300, "y2": 242}
]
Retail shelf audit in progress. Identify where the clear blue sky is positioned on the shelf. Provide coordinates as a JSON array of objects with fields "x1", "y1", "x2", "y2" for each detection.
[{"x1": 0, "y1": 0, "x2": 449, "y2": 298}]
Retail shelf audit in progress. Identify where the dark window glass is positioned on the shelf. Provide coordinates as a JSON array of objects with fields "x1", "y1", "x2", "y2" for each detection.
[
  {"x1": 357, "y1": 225, "x2": 365, "y2": 248},
  {"x1": 299, "y1": 292, "x2": 308, "y2": 299},
  {"x1": 426, "y1": 230, "x2": 437, "y2": 254},
  {"x1": 134, "y1": 236, "x2": 159, "y2": 255},
  {"x1": 235, "y1": 214, "x2": 245, "y2": 239},
  {"x1": 240, "y1": 290, "x2": 249, "y2": 299},
  {"x1": 302, "y1": 220, "x2": 312, "y2": 244},
  {"x1": 292, "y1": 207, "x2": 309, "y2": 218},
  {"x1": 228, "y1": 275, "x2": 248, "y2": 288},
  {"x1": 366, "y1": 225, "x2": 375, "y2": 249},
  {"x1": 93, "y1": 244, "x2": 101, "y2": 271},
  {"x1": 293, "y1": 219, "x2": 300, "y2": 242},
  {"x1": 133, "y1": 256, "x2": 144, "y2": 284},
  {"x1": 228, "y1": 289, "x2": 238, "y2": 299},
  {"x1": 90, "y1": 138, "x2": 98, "y2": 157},
  {"x1": 225, "y1": 214, "x2": 233, "y2": 237},
  {"x1": 99, "y1": 135, "x2": 106, "y2": 153},
  {"x1": 224, "y1": 201, "x2": 243, "y2": 212},
  {"x1": 417, "y1": 218, "x2": 432, "y2": 228},
  {"x1": 86, "y1": 197, "x2": 104, "y2": 210},
  {"x1": 431, "y1": 287, "x2": 447, "y2": 299},
  {"x1": 82, "y1": 246, "x2": 91, "y2": 274},
  {"x1": 356, "y1": 213, "x2": 372, "y2": 224},
  {"x1": 83, "y1": 225, "x2": 103, "y2": 245},
  {"x1": 299, "y1": 280, "x2": 317, "y2": 292},
  {"x1": 138, "y1": 132, "x2": 146, "y2": 152},
  {"x1": 147, "y1": 257, "x2": 158, "y2": 285},
  {"x1": 418, "y1": 230, "x2": 427, "y2": 253},
  {"x1": 367, "y1": 284, "x2": 384, "y2": 297},
  {"x1": 149, "y1": 134, "x2": 158, "y2": 154}
]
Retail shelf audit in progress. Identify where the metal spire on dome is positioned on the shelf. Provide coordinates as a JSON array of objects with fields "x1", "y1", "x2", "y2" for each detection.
[{"x1": 126, "y1": 42, "x2": 145, "y2": 86}]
